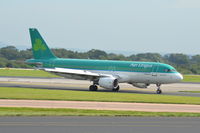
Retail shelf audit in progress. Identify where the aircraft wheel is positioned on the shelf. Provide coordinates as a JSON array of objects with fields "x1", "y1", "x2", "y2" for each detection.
[
  {"x1": 156, "y1": 89, "x2": 162, "y2": 94},
  {"x1": 156, "y1": 84, "x2": 162, "y2": 94},
  {"x1": 112, "y1": 86, "x2": 120, "y2": 92},
  {"x1": 89, "y1": 85, "x2": 98, "y2": 91}
]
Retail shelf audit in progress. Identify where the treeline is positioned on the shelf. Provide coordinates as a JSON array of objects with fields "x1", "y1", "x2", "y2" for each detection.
[{"x1": 0, "y1": 46, "x2": 200, "y2": 74}]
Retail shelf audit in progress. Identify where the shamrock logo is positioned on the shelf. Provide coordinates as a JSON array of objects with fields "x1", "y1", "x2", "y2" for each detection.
[{"x1": 33, "y1": 39, "x2": 46, "y2": 51}]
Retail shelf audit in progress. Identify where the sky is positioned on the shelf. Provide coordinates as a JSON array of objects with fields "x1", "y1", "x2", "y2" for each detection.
[{"x1": 0, "y1": 0, "x2": 200, "y2": 55}]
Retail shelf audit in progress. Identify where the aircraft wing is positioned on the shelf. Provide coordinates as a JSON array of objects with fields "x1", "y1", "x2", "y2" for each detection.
[{"x1": 44, "y1": 67, "x2": 110, "y2": 80}]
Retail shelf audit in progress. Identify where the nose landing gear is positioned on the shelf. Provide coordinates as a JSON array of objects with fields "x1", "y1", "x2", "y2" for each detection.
[
  {"x1": 112, "y1": 85, "x2": 120, "y2": 92},
  {"x1": 156, "y1": 84, "x2": 162, "y2": 94}
]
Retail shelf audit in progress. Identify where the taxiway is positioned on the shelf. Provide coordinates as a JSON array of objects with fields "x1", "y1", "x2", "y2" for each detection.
[
  {"x1": 0, "y1": 77, "x2": 199, "y2": 97},
  {"x1": 0, "y1": 117, "x2": 200, "y2": 133}
]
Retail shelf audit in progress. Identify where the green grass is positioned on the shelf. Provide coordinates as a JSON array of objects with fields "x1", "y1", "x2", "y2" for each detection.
[
  {"x1": 1, "y1": 87, "x2": 200, "y2": 105},
  {"x1": 0, "y1": 68, "x2": 58, "y2": 78},
  {"x1": 0, "y1": 107, "x2": 200, "y2": 117},
  {"x1": 182, "y1": 75, "x2": 200, "y2": 83},
  {"x1": 180, "y1": 91, "x2": 200, "y2": 93}
]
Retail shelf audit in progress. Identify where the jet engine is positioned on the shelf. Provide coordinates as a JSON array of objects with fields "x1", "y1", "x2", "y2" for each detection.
[
  {"x1": 131, "y1": 83, "x2": 150, "y2": 88},
  {"x1": 98, "y1": 77, "x2": 118, "y2": 89}
]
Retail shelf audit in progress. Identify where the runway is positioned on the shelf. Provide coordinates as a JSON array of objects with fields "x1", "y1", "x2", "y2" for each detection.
[
  {"x1": 0, "y1": 117, "x2": 200, "y2": 133},
  {"x1": 0, "y1": 77, "x2": 200, "y2": 97}
]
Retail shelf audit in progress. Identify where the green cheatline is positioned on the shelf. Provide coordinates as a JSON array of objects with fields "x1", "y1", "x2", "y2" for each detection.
[
  {"x1": 1, "y1": 87, "x2": 200, "y2": 105},
  {"x1": 0, "y1": 107, "x2": 200, "y2": 117}
]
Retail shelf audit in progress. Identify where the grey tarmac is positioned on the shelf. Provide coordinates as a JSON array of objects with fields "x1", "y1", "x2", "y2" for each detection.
[
  {"x1": 0, "y1": 117, "x2": 200, "y2": 133},
  {"x1": 0, "y1": 77, "x2": 200, "y2": 97}
]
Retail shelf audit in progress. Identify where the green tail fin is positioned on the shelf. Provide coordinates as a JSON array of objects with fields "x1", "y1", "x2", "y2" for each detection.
[{"x1": 29, "y1": 28, "x2": 57, "y2": 59}]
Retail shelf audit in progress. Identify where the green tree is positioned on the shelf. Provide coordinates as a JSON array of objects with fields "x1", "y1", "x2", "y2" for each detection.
[
  {"x1": 191, "y1": 55, "x2": 200, "y2": 64},
  {"x1": 0, "y1": 46, "x2": 20, "y2": 60},
  {"x1": 19, "y1": 49, "x2": 32, "y2": 60},
  {"x1": 165, "y1": 54, "x2": 190, "y2": 65},
  {"x1": 134, "y1": 53, "x2": 164, "y2": 62},
  {"x1": 87, "y1": 49, "x2": 107, "y2": 59}
]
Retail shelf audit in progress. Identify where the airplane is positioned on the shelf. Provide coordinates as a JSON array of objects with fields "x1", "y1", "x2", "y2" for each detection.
[{"x1": 26, "y1": 28, "x2": 183, "y2": 94}]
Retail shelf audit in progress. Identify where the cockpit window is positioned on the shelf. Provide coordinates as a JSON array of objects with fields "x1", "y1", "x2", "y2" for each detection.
[
  {"x1": 164, "y1": 69, "x2": 170, "y2": 72},
  {"x1": 164, "y1": 69, "x2": 176, "y2": 72},
  {"x1": 170, "y1": 69, "x2": 176, "y2": 72}
]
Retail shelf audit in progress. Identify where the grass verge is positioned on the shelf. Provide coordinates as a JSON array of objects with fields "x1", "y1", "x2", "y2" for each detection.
[
  {"x1": 0, "y1": 107, "x2": 200, "y2": 117},
  {"x1": 0, "y1": 68, "x2": 58, "y2": 78},
  {"x1": 182, "y1": 75, "x2": 200, "y2": 83},
  {"x1": 1, "y1": 87, "x2": 200, "y2": 104},
  {"x1": 180, "y1": 91, "x2": 200, "y2": 93}
]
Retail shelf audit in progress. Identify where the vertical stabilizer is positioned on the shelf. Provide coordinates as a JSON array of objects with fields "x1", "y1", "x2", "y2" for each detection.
[{"x1": 29, "y1": 28, "x2": 57, "y2": 59}]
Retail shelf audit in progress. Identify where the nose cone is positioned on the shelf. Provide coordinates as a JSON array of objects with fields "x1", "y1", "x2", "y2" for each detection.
[{"x1": 175, "y1": 73, "x2": 183, "y2": 82}]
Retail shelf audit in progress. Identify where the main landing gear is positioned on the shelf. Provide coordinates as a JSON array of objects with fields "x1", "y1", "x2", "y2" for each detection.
[
  {"x1": 89, "y1": 85, "x2": 98, "y2": 91},
  {"x1": 156, "y1": 84, "x2": 162, "y2": 94},
  {"x1": 89, "y1": 83, "x2": 120, "y2": 92}
]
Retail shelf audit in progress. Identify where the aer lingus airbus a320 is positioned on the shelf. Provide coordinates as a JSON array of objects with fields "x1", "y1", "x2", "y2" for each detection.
[{"x1": 26, "y1": 28, "x2": 183, "y2": 94}]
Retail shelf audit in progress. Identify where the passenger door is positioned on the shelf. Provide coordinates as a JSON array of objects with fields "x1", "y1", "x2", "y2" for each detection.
[{"x1": 151, "y1": 65, "x2": 158, "y2": 76}]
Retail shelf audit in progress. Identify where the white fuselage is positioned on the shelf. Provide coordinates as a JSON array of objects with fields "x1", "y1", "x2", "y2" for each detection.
[{"x1": 89, "y1": 70, "x2": 183, "y2": 84}]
